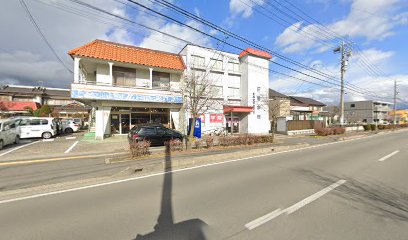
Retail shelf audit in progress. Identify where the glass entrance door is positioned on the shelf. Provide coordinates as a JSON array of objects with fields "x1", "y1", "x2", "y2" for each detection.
[
  {"x1": 111, "y1": 114, "x2": 120, "y2": 134},
  {"x1": 120, "y1": 114, "x2": 130, "y2": 134}
]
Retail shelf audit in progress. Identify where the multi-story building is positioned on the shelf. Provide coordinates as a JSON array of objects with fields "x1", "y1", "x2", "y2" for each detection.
[
  {"x1": 344, "y1": 100, "x2": 393, "y2": 124},
  {"x1": 69, "y1": 40, "x2": 271, "y2": 139},
  {"x1": 180, "y1": 45, "x2": 271, "y2": 135}
]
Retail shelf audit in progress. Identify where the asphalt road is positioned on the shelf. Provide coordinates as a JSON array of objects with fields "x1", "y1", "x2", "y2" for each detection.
[{"x1": 0, "y1": 130, "x2": 407, "y2": 239}]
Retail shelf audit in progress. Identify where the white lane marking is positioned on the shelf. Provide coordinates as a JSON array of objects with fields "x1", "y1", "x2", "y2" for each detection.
[
  {"x1": 245, "y1": 180, "x2": 346, "y2": 230},
  {"x1": 245, "y1": 209, "x2": 285, "y2": 230},
  {"x1": 65, "y1": 137, "x2": 76, "y2": 140},
  {"x1": 285, "y1": 179, "x2": 346, "y2": 214},
  {"x1": 0, "y1": 133, "x2": 385, "y2": 205},
  {"x1": 42, "y1": 139, "x2": 55, "y2": 142},
  {"x1": 64, "y1": 141, "x2": 79, "y2": 154},
  {"x1": 0, "y1": 141, "x2": 39, "y2": 157},
  {"x1": 378, "y1": 150, "x2": 400, "y2": 162}
]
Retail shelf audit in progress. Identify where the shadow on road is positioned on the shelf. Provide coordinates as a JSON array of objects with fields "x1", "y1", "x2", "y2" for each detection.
[
  {"x1": 134, "y1": 144, "x2": 209, "y2": 240},
  {"x1": 299, "y1": 169, "x2": 408, "y2": 222}
]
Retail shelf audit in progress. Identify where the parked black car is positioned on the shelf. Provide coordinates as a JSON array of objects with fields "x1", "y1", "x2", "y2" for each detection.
[{"x1": 128, "y1": 124, "x2": 184, "y2": 146}]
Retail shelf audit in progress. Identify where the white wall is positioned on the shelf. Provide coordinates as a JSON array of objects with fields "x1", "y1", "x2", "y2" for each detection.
[
  {"x1": 241, "y1": 55, "x2": 270, "y2": 134},
  {"x1": 95, "y1": 106, "x2": 111, "y2": 140}
]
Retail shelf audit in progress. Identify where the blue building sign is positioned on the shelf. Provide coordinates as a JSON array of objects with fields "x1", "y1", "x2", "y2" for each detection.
[{"x1": 71, "y1": 89, "x2": 183, "y2": 104}]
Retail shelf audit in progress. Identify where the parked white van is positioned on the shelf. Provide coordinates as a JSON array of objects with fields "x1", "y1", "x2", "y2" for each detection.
[
  {"x1": 16, "y1": 117, "x2": 58, "y2": 139},
  {"x1": 0, "y1": 119, "x2": 20, "y2": 150}
]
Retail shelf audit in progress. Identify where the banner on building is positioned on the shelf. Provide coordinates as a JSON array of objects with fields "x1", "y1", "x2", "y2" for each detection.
[{"x1": 210, "y1": 114, "x2": 224, "y2": 123}]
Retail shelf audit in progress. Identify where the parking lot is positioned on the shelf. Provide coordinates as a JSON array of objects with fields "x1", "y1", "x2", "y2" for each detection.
[{"x1": 0, "y1": 133, "x2": 132, "y2": 162}]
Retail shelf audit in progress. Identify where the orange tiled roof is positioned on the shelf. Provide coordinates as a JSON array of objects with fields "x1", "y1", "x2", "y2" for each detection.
[
  {"x1": 239, "y1": 48, "x2": 273, "y2": 59},
  {"x1": 0, "y1": 101, "x2": 40, "y2": 111},
  {"x1": 68, "y1": 40, "x2": 185, "y2": 71}
]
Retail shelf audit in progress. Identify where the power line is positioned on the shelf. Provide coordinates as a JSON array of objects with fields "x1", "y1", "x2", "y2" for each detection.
[
  {"x1": 42, "y1": 0, "x2": 390, "y2": 100},
  {"x1": 19, "y1": 0, "x2": 73, "y2": 74},
  {"x1": 135, "y1": 0, "x2": 391, "y2": 98}
]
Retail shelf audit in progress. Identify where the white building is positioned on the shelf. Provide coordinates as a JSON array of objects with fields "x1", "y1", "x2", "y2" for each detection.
[
  {"x1": 69, "y1": 40, "x2": 271, "y2": 139},
  {"x1": 180, "y1": 45, "x2": 271, "y2": 134}
]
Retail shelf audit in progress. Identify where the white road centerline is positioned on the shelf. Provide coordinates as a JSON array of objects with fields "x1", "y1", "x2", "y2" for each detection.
[
  {"x1": 65, "y1": 137, "x2": 76, "y2": 140},
  {"x1": 64, "y1": 141, "x2": 79, "y2": 154},
  {"x1": 245, "y1": 179, "x2": 346, "y2": 230},
  {"x1": 378, "y1": 150, "x2": 400, "y2": 162},
  {"x1": 0, "y1": 141, "x2": 39, "y2": 157},
  {"x1": 285, "y1": 179, "x2": 346, "y2": 214},
  {"x1": 245, "y1": 209, "x2": 284, "y2": 230}
]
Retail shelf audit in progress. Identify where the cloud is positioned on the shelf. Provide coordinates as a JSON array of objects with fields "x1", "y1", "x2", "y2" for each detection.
[
  {"x1": 0, "y1": 0, "x2": 132, "y2": 88},
  {"x1": 229, "y1": 0, "x2": 265, "y2": 18},
  {"x1": 269, "y1": 49, "x2": 406, "y2": 105},
  {"x1": 275, "y1": 0, "x2": 406, "y2": 53},
  {"x1": 393, "y1": 11, "x2": 408, "y2": 25},
  {"x1": 139, "y1": 20, "x2": 212, "y2": 53},
  {"x1": 0, "y1": 51, "x2": 71, "y2": 88}
]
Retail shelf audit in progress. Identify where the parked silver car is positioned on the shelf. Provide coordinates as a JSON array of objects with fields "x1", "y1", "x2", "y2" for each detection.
[{"x1": 0, "y1": 119, "x2": 20, "y2": 150}]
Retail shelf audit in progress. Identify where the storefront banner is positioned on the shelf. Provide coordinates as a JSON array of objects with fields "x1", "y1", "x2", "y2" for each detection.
[
  {"x1": 71, "y1": 89, "x2": 183, "y2": 104},
  {"x1": 210, "y1": 114, "x2": 224, "y2": 123}
]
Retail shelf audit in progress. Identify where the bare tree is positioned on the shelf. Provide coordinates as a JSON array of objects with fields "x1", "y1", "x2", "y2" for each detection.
[{"x1": 181, "y1": 69, "x2": 220, "y2": 149}]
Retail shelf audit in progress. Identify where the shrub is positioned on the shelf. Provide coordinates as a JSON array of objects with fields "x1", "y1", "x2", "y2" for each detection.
[
  {"x1": 363, "y1": 125, "x2": 370, "y2": 131},
  {"x1": 166, "y1": 139, "x2": 183, "y2": 152},
  {"x1": 315, "y1": 128, "x2": 329, "y2": 136},
  {"x1": 193, "y1": 138, "x2": 204, "y2": 150},
  {"x1": 129, "y1": 140, "x2": 151, "y2": 158},
  {"x1": 378, "y1": 125, "x2": 385, "y2": 130},
  {"x1": 333, "y1": 127, "x2": 346, "y2": 135},
  {"x1": 205, "y1": 136, "x2": 214, "y2": 149},
  {"x1": 370, "y1": 124, "x2": 377, "y2": 131}
]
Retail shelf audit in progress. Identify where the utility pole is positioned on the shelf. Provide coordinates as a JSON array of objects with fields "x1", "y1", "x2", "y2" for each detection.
[
  {"x1": 393, "y1": 80, "x2": 398, "y2": 124},
  {"x1": 334, "y1": 41, "x2": 352, "y2": 125}
]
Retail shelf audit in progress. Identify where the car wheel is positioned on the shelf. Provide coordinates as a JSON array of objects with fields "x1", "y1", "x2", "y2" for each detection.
[
  {"x1": 0, "y1": 140, "x2": 3, "y2": 150},
  {"x1": 15, "y1": 135, "x2": 20, "y2": 144},
  {"x1": 42, "y1": 132, "x2": 52, "y2": 139},
  {"x1": 65, "y1": 128, "x2": 74, "y2": 134}
]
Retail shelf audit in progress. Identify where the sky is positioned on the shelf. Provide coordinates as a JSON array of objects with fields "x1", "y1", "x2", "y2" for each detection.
[{"x1": 1, "y1": 0, "x2": 407, "y2": 107}]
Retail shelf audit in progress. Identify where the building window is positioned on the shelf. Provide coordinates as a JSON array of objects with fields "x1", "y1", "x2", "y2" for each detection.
[
  {"x1": 113, "y1": 66, "x2": 137, "y2": 87},
  {"x1": 257, "y1": 87, "x2": 261, "y2": 93},
  {"x1": 228, "y1": 87, "x2": 240, "y2": 98},
  {"x1": 257, "y1": 105, "x2": 261, "y2": 110},
  {"x1": 228, "y1": 62, "x2": 239, "y2": 72},
  {"x1": 152, "y1": 71, "x2": 170, "y2": 90},
  {"x1": 191, "y1": 55, "x2": 205, "y2": 68},
  {"x1": 257, "y1": 115, "x2": 261, "y2": 119},
  {"x1": 211, "y1": 85, "x2": 223, "y2": 97},
  {"x1": 257, "y1": 96, "x2": 261, "y2": 101},
  {"x1": 210, "y1": 58, "x2": 223, "y2": 70},
  {"x1": 350, "y1": 104, "x2": 355, "y2": 108}
]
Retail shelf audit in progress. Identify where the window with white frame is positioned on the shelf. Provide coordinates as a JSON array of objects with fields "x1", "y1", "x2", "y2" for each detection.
[
  {"x1": 228, "y1": 62, "x2": 240, "y2": 72},
  {"x1": 191, "y1": 55, "x2": 205, "y2": 68},
  {"x1": 210, "y1": 58, "x2": 223, "y2": 70},
  {"x1": 113, "y1": 66, "x2": 137, "y2": 87},
  {"x1": 211, "y1": 85, "x2": 223, "y2": 97},
  {"x1": 152, "y1": 71, "x2": 170, "y2": 90},
  {"x1": 228, "y1": 87, "x2": 240, "y2": 98}
]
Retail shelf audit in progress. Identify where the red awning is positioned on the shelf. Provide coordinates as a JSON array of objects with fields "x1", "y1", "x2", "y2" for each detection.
[{"x1": 223, "y1": 105, "x2": 253, "y2": 113}]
